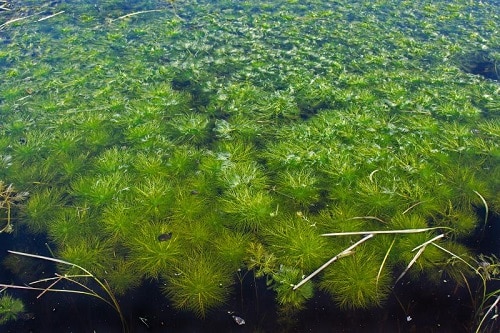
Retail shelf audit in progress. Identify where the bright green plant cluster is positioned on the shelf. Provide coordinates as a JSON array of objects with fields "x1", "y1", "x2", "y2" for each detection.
[
  {"x1": 0, "y1": 294, "x2": 25, "y2": 325},
  {"x1": 0, "y1": 0, "x2": 499, "y2": 327}
]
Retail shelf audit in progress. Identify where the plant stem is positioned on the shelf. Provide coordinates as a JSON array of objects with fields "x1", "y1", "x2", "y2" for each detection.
[{"x1": 293, "y1": 233, "x2": 374, "y2": 290}]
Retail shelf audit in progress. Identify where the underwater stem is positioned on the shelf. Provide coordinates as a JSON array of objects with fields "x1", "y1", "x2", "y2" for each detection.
[{"x1": 293, "y1": 233, "x2": 374, "y2": 290}]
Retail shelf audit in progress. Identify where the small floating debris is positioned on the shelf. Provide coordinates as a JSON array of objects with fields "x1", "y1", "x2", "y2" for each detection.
[
  {"x1": 157, "y1": 232, "x2": 172, "y2": 242},
  {"x1": 228, "y1": 311, "x2": 245, "y2": 326}
]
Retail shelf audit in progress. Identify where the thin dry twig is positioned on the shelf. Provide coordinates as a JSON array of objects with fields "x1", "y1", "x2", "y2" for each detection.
[
  {"x1": 321, "y1": 226, "x2": 451, "y2": 237},
  {"x1": 293, "y1": 233, "x2": 374, "y2": 290},
  {"x1": 110, "y1": 9, "x2": 163, "y2": 22},
  {"x1": 394, "y1": 234, "x2": 444, "y2": 285},
  {"x1": 37, "y1": 10, "x2": 65, "y2": 22}
]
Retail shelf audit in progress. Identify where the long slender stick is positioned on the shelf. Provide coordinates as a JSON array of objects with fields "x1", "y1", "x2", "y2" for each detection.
[
  {"x1": 475, "y1": 295, "x2": 500, "y2": 333},
  {"x1": 321, "y1": 226, "x2": 451, "y2": 237},
  {"x1": 110, "y1": 10, "x2": 163, "y2": 22},
  {"x1": 37, "y1": 11, "x2": 65, "y2": 22},
  {"x1": 411, "y1": 234, "x2": 444, "y2": 252},
  {"x1": 4, "y1": 250, "x2": 127, "y2": 332},
  {"x1": 394, "y1": 234, "x2": 444, "y2": 285},
  {"x1": 473, "y1": 190, "x2": 489, "y2": 226},
  {"x1": 293, "y1": 233, "x2": 374, "y2": 290}
]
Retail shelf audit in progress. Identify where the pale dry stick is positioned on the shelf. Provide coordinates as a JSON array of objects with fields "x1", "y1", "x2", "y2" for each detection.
[
  {"x1": 394, "y1": 234, "x2": 444, "y2": 285},
  {"x1": 429, "y1": 242, "x2": 476, "y2": 271},
  {"x1": 321, "y1": 226, "x2": 451, "y2": 237},
  {"x1": 411, "y1": 234, "x2": 445, "y2": 252},
  {"x1": 30, "y1": 273, "x2": 104, "y2": 301},
  {"x1": 0, "y1": 250, "x2": 127, "y2": 332},
  {"x1": 34, "y1": 275, "x2": 64, "y2": 299},
  {"x1": 37, "y1": 10, "x2": 65, "y2": 22},
  {"x1": 348, "y1": 216, "x2": 387, "y2": 224},
  {"x1": 0, "y1": 14, "x2": 35, "y2": 30},
  {"x1": 110, "y1": 9, "x2": 163, "y2": 22},
  {"x1": 293, "y1": 233, "x2": 374, "y2": 290},
  {"x1": 475, "y1": 295, "x2": 500, "y2": 333},
  {"x1": 402, "y1": 201, "x2": 423, "y2": 215},
  {"x1": 394, "y1": 246, "x2": 426, "y2": 286},
  {"x1": 0, "y1": 281, "x2": 102, "y2": 299},
  {"x1": 376, "y1": 237, "x2": 396, "y2": 291}
]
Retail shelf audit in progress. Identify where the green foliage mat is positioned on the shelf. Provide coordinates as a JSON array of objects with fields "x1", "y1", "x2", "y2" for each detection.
[{"x1": 1, "y1": 0, "x2": 499, "y2": 327}]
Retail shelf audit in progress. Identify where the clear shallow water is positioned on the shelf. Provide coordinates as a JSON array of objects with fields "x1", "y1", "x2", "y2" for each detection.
[{"x1": 1, "y1": 0, "x2": 499, "y2": 332}]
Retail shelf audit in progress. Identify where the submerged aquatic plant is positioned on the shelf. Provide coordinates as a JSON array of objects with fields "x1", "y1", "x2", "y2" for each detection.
[
  {"x1": 0, "y1": 181, "x2": 28, "y2": 233},
  {"x1": 0, "y1": 0, "x2": 498, "y2": 329},
  {"x1": 320, "y1": 246, "x2": 392, "y2": 309},
  {"x1": 163, "y1": 253, "x2": 233, "y2": 318},
  {"x1": 0, "y1": 294, "x2": 25, "y2": 325},
  {"x1": 268, "y1": 266, "x2": 314, "y2": 311},
  {"x1": 220, "y1": 187, "x2": 274, "y2": 230},
  {"x1": 128, "y1": 222, "x2": 181, "y2": 279}
]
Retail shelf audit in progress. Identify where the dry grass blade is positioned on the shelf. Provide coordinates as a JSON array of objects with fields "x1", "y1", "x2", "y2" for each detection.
[
  {"x1": 322, "y1": 227, "x2": 450, "y2": 237},
  {"x1": 0, "y1": 250, "x2": 128, "y2": 332},
  {"x1": 293, "y1": 233, "x2": 374, "y2": 290},
  {"x1": 376, "y1": 237, "x2": 395, "y2": 292},
  {"x1": 473, "y1": 190, "x2": 489, "y2": 227},
  {"x1": 395, "y1": 234, "x2": 444, "y2": 285},
  {"x1": 475, "y1": 295, "x2": 500, "y2": 333},
  {"x1": 110, "y1": 10, "x2": 164, "y2": 22}
]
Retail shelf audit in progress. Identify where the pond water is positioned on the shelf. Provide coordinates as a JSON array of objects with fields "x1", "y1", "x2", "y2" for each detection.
[{"x1": 1, "y1": 0, "x2": 499, "y2": 332}]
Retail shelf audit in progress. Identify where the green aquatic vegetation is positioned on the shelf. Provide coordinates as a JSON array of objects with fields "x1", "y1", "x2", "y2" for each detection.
[
  {"x1": 214, "y1": 140, "x2": 259, "y2": 163},
  {"x1": 219, "y1": 160, "x2": 268, "y2": 191},
  {"x1": 166, "y1": 113, "x2": 211, "y2": 145},
  {"x1": 425, "y1": 242, "x2": 475, "y2": 285},
  {"x1": 393, "y1": 232, "x2": 447, "y2": 279},
  {"x1": 320, "y1": 246, "x2": 392, "y2": 309},
  {"x1": 57, "y1": 238, "x2": 114, "y2": 277},
  {"x1": 10, "y1": 130, "x2": 50, "y2": 166},
  {"x1": 128, "y1": 222, "x2": 181, "y2": 279},
  {"x1": 174, "y1": 217, "x2": 219, "y2": 252},
  {"x1": 214, "y1": 230, "x2": 250, "y2": 271},
  {"x1": 220, "y1": 187, "x2": 275, "y2": 231},
  {"x1": 274, "y1": 169, "x2": 320, "y2": 207},
  {"x1": 133, "y1": 176, "x2": 174, "y2": 221},
  {"x1": 353, "y1": 177, "x2": 404, "y2": 218},
  {"x1": 164, "y1": 145, "x2": 201, "y2": 177},
  {"x1": 170, "y1": 188, "x2": 207, "y2": 223},
  {"x1": 47, "y1": 207, "x2": 95, "y2": 244},
  {"x1": 101, "y1": 201, "x2": 140, "y2": 243},
  {"x1": 269, "y1": 266, "x2": 313, "y2": 311},
  {"x1": 55, "y1": 153, "x2": 89, "y2": 182},
  {"x1": 0, "y1": 0, "x2": 499, "y2": 326},
  {"x1": 439, "y1": 163, "x2": 492, "y2": 209},
  {"x1": 436, "y1": 205, "x2": 479, "y2": 238},
  {"x1": 163, "y1": 253, "x2": 233, "y2": 318},
  {"x1": 132, "y1": 152, "x2": 169, "y2": 178},
  {"x1": 93, "y1": 147, "x2": 132, "y2": 174},
  {"x1": 246, "y1": 241, "x2": 278, "y2": 278},
  {"x1": 213, "y1": 116, "x2": 265, "y2": 143},
  {"x1": 21, "y1": 188, "x2": 62, "y2": 233},
  {"x1": 314, "y1": 204, "x2": 369, "y2": 233},
  {"x1": 71, "y1": 173, "x2": 131, "y2": 208},
  {"x1": 265, "y1": 215, "x2": 330, "y2": 272},
  {"x1": 104, "y1": 258, "x2": 142, "y2": 296},
  {"x1": 0, "y1": 294, "x2": 25, "y2": 325},
  {"x1": 75, "y1": 113, "x2": 119, "y2": 151}
]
